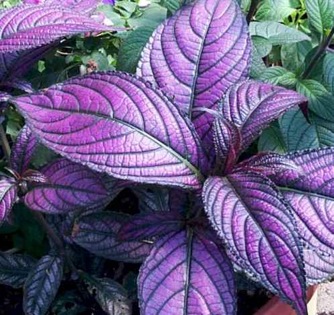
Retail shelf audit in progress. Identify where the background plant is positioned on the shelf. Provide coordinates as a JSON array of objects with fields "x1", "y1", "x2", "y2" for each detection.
[{"x1": 0, "y1": 0, "x2": 334, "y2": 315}]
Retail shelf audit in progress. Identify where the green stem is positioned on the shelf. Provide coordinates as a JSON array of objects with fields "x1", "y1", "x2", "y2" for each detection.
[
  {"x1": 302, "y1": 25, "x2": 334, "y2": 79},
  {"x1": 0, "y1": 124, "x2": 10, "y2": 162},
  {"x1": 31, "y1": 211, "x2": 78, "y2": 277},
  {"x1": 246, "y1": 0, "x2": 260, "y2": 24}
]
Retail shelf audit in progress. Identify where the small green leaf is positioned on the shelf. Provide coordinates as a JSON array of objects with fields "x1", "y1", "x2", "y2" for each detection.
[
  {"x1": 260, "y1": 66, "x2": 297, "y2": 88},
  {"x1": 258, "y1": 122, "x2": 287, "y2": 153},
  {"x1": 160, "y1": 0, "x2": 181, "y2": 13},
  {"x1": 252, "y1": 36, "x2": 272, "y2": 57},
  {"x1": 256, "y1": 0, "x2": 298, "y2": 22},
  {"x1": 117, "y1": 26, "x2": 155, "y2": 73},
  {"x1": 323, "y1": 52, "x2": 334, "y2": 94},
  {"x1": 305, "y1": 0, "x2": 334, "y2": 37},
  {"x1": 249, "y1": 21, "x2": 311, "y2": 45},
  {"x1": 281, "y1": 41, "x2": 312, "y2": 72},
  {"x1": 128, "y1": 4, "x2": 167, "y2": 28}
]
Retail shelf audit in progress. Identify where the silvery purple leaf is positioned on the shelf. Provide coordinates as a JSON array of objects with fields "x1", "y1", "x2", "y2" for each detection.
[
  {"x1": 23, "y1": 255, "x2": 63, "y2": 315},
  {"x1": 272, "y1": 147, "x2": 334, "y2": 255},
  {"x1": 0, "y1": 5, "x2": 111, "y2": 53},
  {"x1": 0, "y1": 178, "x2": 18, "y2": 223},
  {"x1": 10, "y1": 125, "x2": 38, "y2": 175},
  {"x1": 0, "y1": 91, "x2": 9, "y2": 102},
  {"x1": 235, "y1": 152, "x2": 302, "y2": 177},
  {"x1": 44, "y1": 0, "x2": 102, "y2": 15},
  {"x1": 24, "y1": 158, "x2": 111, "y2": 214},
  {"x1": 0, "y1": 252, "x2": 37, "y2": 288},
  {"x1": 72, "y1": 212, "x2": 152, "y2": 263},
  {"x1": 220, "y1": 80, "x2": 307, "y2": 152},
  {"x1": 213, "y1": 117, "x2": 241, "y2": 174},
  {"x1": 139, "y1": 230, "x2": 236, "y2": 315},
  {"x1": 12, "y1": 72, "x2": 208, "y2": 189},
  {"x1": 138, "y1": 0, "x2": 251, "y2": 148},
  {"x1": 118, "y1": 211, "x2": 184, "y2": 241},
  {"x1": 203, "y1": 174, "x2": 306, "y2": 314},
  {"x1": 304, "y1": 247, "x2": 334, "y2": 285}
]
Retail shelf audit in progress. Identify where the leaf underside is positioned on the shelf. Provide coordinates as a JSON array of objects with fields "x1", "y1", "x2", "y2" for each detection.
[{"x1": 0, "y1": 178, "x2": 18, "y2": 223}]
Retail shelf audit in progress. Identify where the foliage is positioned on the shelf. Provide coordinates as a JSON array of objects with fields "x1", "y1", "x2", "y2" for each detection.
[{"x1": 0, "y1": 0, "x2": 333, "y2": 314}]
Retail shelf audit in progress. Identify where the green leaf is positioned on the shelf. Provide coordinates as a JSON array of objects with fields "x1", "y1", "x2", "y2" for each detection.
[
  {"x1": 250, "y1": 42, "x2": 267, "y2": 79},
  {"x1": 259, "y1": 66, "x2": 297, "y2": 88},
  {"x1": 128, "y1": 4, "x2": 167, "y2": 28},
  {"x1": 82, "y1": 273, "x2": 132, "y2": 315},
  {"x1": 323, "y1": 52, "x2": 334, "y2": 94},
  {"x1": 281, "y1": 41, "x2": 313, "y2": 72},
  {"x1": 160, "y1": 0, "x2": 181, "y2": 13},
  {"x1": 305, "y1": 0, "x2": 334, "y2": 37},
  {"x1": 256, "y1": 0, "x2": 298, "y2": 22},
  {"x1": 23, "y1": 255, "x2": 64, "y2": 315},
  {"x1": 249, "y1": 21, "x2": 311, "y2": 45},
  {"x1": 252, "y1": 36, "x2": 272, "y2": 57},
  {"x1": 0, "y1": 252, "x2": 37, "y2": 288},
  {"x1": 258, "y1": 122, "x2": 287, "y2": 153},
  {"x1": 279, "y1": 108, "x2": 319, "y2": 151},
  {"x1": 310, "y1": 113, "x2": 334, "y2": 146},
  {"x1": 117, "y1": 26, "x2": 155, "y2": 73},
  {"x1": 296, "y1": 79, "x2": 334, "y2": 120}
]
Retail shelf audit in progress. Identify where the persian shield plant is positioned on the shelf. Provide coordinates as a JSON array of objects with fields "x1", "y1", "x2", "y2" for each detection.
[{"x1": 0, "y1": 0, "x2": 334, "y2": 314}]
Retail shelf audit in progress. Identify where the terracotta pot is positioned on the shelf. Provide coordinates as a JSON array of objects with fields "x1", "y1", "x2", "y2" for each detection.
[{"x1": 254, "y1": 285, "x2": 318, "y2": 315}]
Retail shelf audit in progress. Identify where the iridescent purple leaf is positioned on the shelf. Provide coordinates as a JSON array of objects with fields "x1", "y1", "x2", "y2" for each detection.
[
  {"x1": 220, "y1": 80, "x2": 307, "y2": 152},
  {"x1": 203, "y1": 174, "x2": 306, "y2": 314},
  {"x1": 139, "y1": 230, "x2": 236, "y2": 315},
  {"x1": 213, "y1": 117, "x2": 241, "y2": 174},
  {"x1": 0, "y1": 178, "x2": 18, "y2": 223},
  {"x1": 304, "y1": 246, "x2": 334, "y2": 285},
  {"x1": 10, "y1": 125, "x2": 38, "y2": 174},
  {"x1": 72, "y1": 212, "x2": 152, "y2": 263},
  {"x1": 23, "y1": 255, "x2": 63, "y2": 315},
  {"x1": 24, "y1": 158, "x2": 111, "y2": 214},
  {"x1": 273, "y1": 147, "x2": 334, "y2": 255},
  {"x1": 12, "y1": 72, "x2": 208, "y2": 189},
  {"x1": 118, "y1": 211, "x2": 184, "y2": 241},
  {"x1": 0, "y1": 91, "x2": 9, "y2": 102},
  {"x1": 0, "y1": 252, "x2": 37, "y2": 288},
  {"x1": 235, "y1": 152, "x2": 302, "y2": 177},
  {"x1": 0, "y1": 5, "x2": 112, "y2": 53},
  {"x1": 138, "y1": 0, "x2": 251, "y2": 148},
  {"x1": 44, "y1": 0, "x2": 103, "y2": 15}
]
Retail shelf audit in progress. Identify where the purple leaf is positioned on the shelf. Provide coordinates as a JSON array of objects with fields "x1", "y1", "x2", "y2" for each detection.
[
  {"x1": 202, "y1": 174, "x2": 306, "y2": 314},
  {"x1": 0, "y1": 45, "x2": 56, "y2": 83},
  {"x1": 72, "y1": 212, "x2": 152, "y2": 263},
  {"x1": 0, "y1": 252, "x2": 37, "y2": 288},
  {"x1": 213, "y1": 117, "x2": 241, "y2": 174},
  {"x1": 12, "y1": 72, "x2": 208, "y2": 189},
  {"x1": 118, "y1": 211, "x2": 184, "y2": 241},
  {"x1": 0, "y1": 91, "x2": 9, "y2": 102},
  {"x1": 304, "y1": 247, "x2": 334, "y2": 285},
  {"x1": 10, "y1": 125, "x2": 38, "y2": 175},
  {"x1": 24, "y1": 158, "x2": 111, "y2": 214},
  {"x1": 220, "y1": 80, "x2": 308, "y2": 152},
  {"x1": 272, "y1": 147, "x2": 334, "y2": 256},
  {"x1": 139, "y1": 230, "x2": 236, "y2": 315},
  {"x1": 0, "y1": 178, "x2": 18, "y2": 223},
  {"x1": 137, "y1": 0, "x2": 251, "y2": 149},
  {"x1": 23, "y1": 255, "x2": 63, "y2": 315},
  {"x1": 0, "y1": 5, "x2": 112, "y2": 53},
  {"x1": 234, "y1": 152, "x2": 302, "y2": 177},
  {"x1": 44, "y1": 0, "x2": 104, "y2": 15}
]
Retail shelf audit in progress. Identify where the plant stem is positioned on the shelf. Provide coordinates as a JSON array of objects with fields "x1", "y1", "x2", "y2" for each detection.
[
  {"x1": 0, "y1": 124, "x2": 10, "y2": 162},
  {"x1": 31, "y1": 211, "x2": 78, "y2": 277},
  {"x1": 302, "y1": 25, "x2": 334, "y2": 79},
  {"x1": 246, "y1": 0, "x2": 260, "y2": 24}
]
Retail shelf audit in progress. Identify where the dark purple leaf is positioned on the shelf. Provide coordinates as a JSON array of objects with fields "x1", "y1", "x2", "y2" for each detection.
[
  {"x1": 304, "y1": 247, "x2": 334, "y2": 285},
  {"x1": 0, "y1": 45, "x2": 56, "y2": 83},
  {"x1": 213, "y1": 117, "x2": 241, "y2": 174},
  {"x1": 118, "y1": 211, "x2": 184, "y2": 241},
  {"x1": 82, "y1": 273, "x2": 131, "y2": 314},
  {"x1": 24, "y1": 158, "x2": 111, "y2": 214},
  {"x1": 220, "y1": 80, "x2": 307, "y2": 152},
  {"x1": 272, "y1": 147, "x2": 334, "y2": 256},
  {"x1": 0, "y1": 178, "x2": 18, "y2": 223},
  {"x1": 0, "y1": 5, "x2": 111, "y2": 53},
  {"x1": 10, "y1": 125, "x2": 38, "y2": 174},
  {"x1": 138, "y1": 0, "x2": 251, "y2": 149},
  {"x1": 202, "y1": 174, "x2": 306, "y2": 314},
  {"x1": 72, "y1": 212, "x2": 152, "y2": 263},
  {"x1": 234, "y1": 152, "x2": 302, "y2": 177},
  {"x1": 12, "y1": 72, "x2": 208, "y2": 189},
  {"x1": 139, "y1": 230, "x2": 236, "y2": 314},
  {"x1": 1, "y1": 78, "x2": 35, "y2": 93},
  {"x1": 0, "y1": 91, "x2": 9, "y2": 102},
  {"x1": 0, "y1": 252, "x2": 37, "y2": 288},
  {"x1": 23, "y1": 255, "x2": 63, "y2": 315}
]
